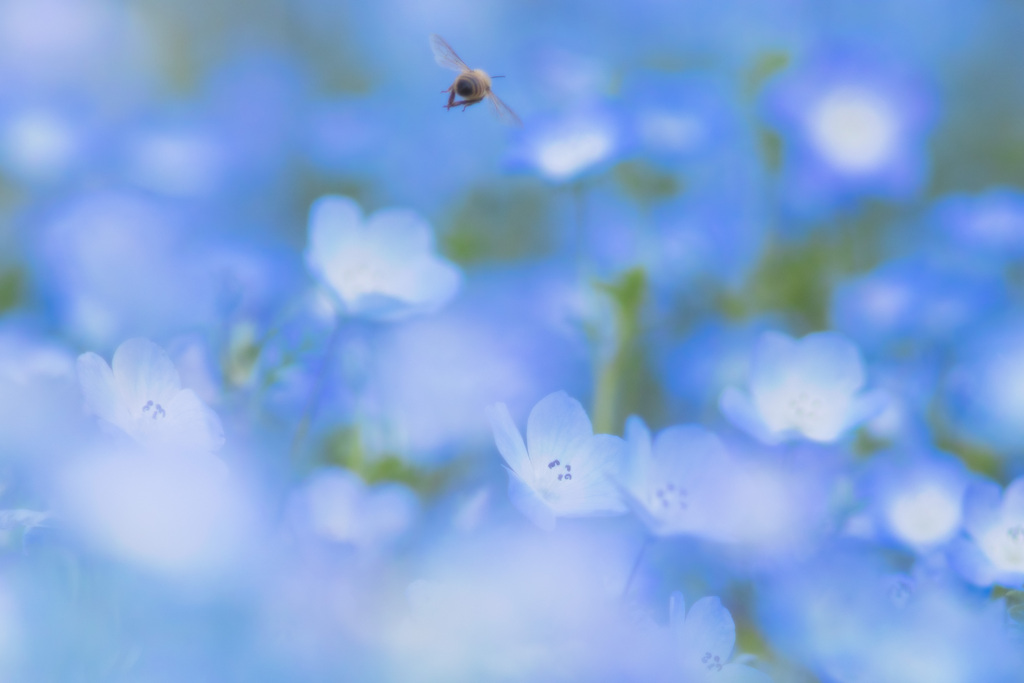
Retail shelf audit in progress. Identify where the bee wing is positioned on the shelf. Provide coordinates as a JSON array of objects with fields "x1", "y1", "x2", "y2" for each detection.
[
  {"x1": 429, "y1": 34, "x2": 470, "y2": 72},
  {"x1": 487, "y1": 91, "x2": 522, "y2": 126}
]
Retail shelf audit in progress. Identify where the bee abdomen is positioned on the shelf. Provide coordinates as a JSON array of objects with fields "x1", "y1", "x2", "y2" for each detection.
[{"x1": 455, "y1": 74, "x2": 484, "y2": 98}]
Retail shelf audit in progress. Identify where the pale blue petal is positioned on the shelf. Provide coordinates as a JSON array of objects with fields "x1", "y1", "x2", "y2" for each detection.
[
  {"x1": 652, "y1": 425, "x2": 727, "y2": 478},
  {"x1": 793, "y1": 332, "x2": 865, "y2": 394},
  {"x1": 507, "y1": 469, "x2": 556, "y2": 531},
  {"x1": 842, "y1": 389, "x2": 889, "y2": 431},
  {"x1": 747, "y1": 331, "x2": 797, "y2": 398},
  {"x1": 719, "y1": 387, "x2": 785, "y2": 444},
  {"x1": 365, "y1": 207, "x2": 433, "y2": 256},
  {"x1": 556, "y1": 434, "x2": 628, "y2": 515},
  {"x1": 111, "y1": 338, "x2": 181, "y2": 412},
  {"x1": 963, "y1": 480, "x2": 1002, "y2": 538},
  {"x1": 680, "y1": 597, "x2": 736, "y2": 669},
  {"x1": 166, "y1": 389, "x2": 225, "y2": 452},
  {"x1": 719, "y1": 663, "x2": 776, "y2": 683},
  {"x1": 486, "y1": 403, "x2": 532, "y2": 477},
  {"x1": 948, "y1": 537, "x2": 1001, "y2": 587},
  {"x1": 526, "y1": 391, "x2": 593, "y2": 464},
  {"x1": 307, "y1": 195, "x2": 362, "y2": 264},
  {"x1": 625, "y1": 414, "x2": 652, "y2": 461},
  {"x1": 1002, "y1": 476, "x2": 1024, "y2": 517},
  {"x1": 77, "y1": 351, "x2": 129, "y2": 427},
  {"x1": 669, "y1": 590, "x2": 687, "y2": 631}
]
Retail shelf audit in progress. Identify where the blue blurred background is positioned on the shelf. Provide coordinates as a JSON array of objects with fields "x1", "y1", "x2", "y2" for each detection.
[{"x1": 4, "y1": 0, "x2": 1024, "y2": 680}]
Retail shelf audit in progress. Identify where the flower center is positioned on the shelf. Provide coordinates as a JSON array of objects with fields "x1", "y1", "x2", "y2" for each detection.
[
  {"x1": 982, "y1": 521, "x2": 1024, "y2": 572},
  {"x1": 786, "y1": 390, "x2": 825, "y2": 431},
  {"x1": 808, "y1": 85, "x2": 898, "y2": 173},
  {"x1": 546, "y1": 459, "x2": 573, "y2": 482},
  {"x1": 650, "y1": 481, "x2": 688, "y2": 516},
  {"x1": 701, "y1": 651, "x2": 723, "y2": 673},
  {"x1": 141, "y1": 400, "x2": 167, "y2": 420}
]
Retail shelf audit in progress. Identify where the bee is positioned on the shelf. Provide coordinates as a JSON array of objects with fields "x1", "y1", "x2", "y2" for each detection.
[{"x1": 430, "y1": 34, "x2": 521, "y2": 126}]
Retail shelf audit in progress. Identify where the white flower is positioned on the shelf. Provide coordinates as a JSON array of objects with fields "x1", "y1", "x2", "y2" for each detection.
[
  {"x1": 486, "y1": 391, "x2": 627, "y2": 531},
  {"x1": 305, "y1": 195, "x2": 461, "y2": 321},
  {"x1": 77, "y1": 337, "x2": 224, "y2": 453},
  {"x1": 670, "y1": 592, "x2": 774, "y2": 682},
  {"x1": 720, "y1": 331, "x2": 886, "y2": 444},
  {"x1": 620, "y1": 416, "x2": 726, "y2": 538}
]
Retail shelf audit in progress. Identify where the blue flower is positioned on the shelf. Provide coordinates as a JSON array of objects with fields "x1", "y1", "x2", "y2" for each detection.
[
  {"x1": 720, "y1": 331, "x2": 886, "y2": 444},
  {"x1": 620, "y1": 417, "x2": 728, "y2": 538},
  {"x1": 77, "y1": 337, "x2": 225, "y2": 453},
  {"x1": 305, "y1": 195, "x2": 462, "y2": 322},
  {"x1": 486, "y1": 391, "x2": 627, "y2": 530},
  {"x1": 830, "y1": 257, "x2": 1005, "y2": 352},
  {"x1": 764, "y1": 48, "x2": 935, "y2": 216},
  {"x1": 943, "y1": 318, "x2": 1024, "y2": 451},
  {"x1": 669, "y1": 592, "x2": 774, "y2": 682},
  {"x1": 857, "y1": 449, "x2": 976, "y2": 554},
  {"x1": 507, "y1": 104, "x2": 623, "y2": 183},
  {"x1": 291, "y1": 467, "x2": 418, "y2": 550},
  {"x1": 932, "y1": 188, "x2": 1024, "y2": 264},
  {"x1": 950, "y1": 476, "x2": 1024, "y2": 588}
]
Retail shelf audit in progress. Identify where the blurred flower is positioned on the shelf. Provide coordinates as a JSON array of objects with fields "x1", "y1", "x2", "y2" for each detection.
[
  {"x1": 943, "y1": 317, "x2": 1024, "y2": 451},
  {"x1": 77, "y1": 337, "x2": 225, "y2": 453},
  {"x1": 764, "y1": 48, "x2": 935, "y2": 216},
  {"x1": 486, "y1": 391, "x2": 627, "y2": 530},
  {"x1": 507, "y1": 104, "x2": 623, "y2": 183},
  {"x1": 291, "y1": 467, "x2": 418, "y2": 550},
  {"x1": 56, "y1": 444, "x2": 252, "y2": 577},
  {"x1": 719, "y1": 331, "x2": 886, "y2": 444},
  {"x1": 305, "y1": 195, "x2": 462, "y2": 321},
  {"x1": 620, "y1": 417, "x2": 727, "y2": 538},
  {"x1": 932, "y1": 187, "x2": 1024, "y2": 264},
  {"x1": 669, "y1": 592, "x2": 773, "y2": 682},
  {"x1": 856, "y1": 449, "x2": 975, "y2": 554},
  {"x1": 950, "y1": 476, "x2": 1024, "y2": 588},
  {"x1": 830, "y1": 257, "x2": 1005, "y2": 352}
]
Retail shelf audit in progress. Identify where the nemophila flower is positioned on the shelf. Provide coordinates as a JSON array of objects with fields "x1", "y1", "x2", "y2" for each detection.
[
  {"x1": 366, "y1": 266, "x2": 590, "y2": 461},
  {"x1": 856, "y1": 449, "x2": 975, "y2": 554},
  {"x1": 486, "y1": 391, "x2": 627, "y2": 531},
  {"x1": 120, "y1": 117, "x2": 227, "y2": 198},
  {"x1": 669, "y1": 592, "x2": 773, "y2": 682},
  {"x1": 950, "y1": 477, "x2": 1024, "y2": 588},
  {"x1": 507, "y1": 104, "x2": 623, "y2": 183},
  {"x1": 932, "y1": 188, "x2": 1024, "y2": 265},
  {"x1": 77, "y1": 337, "x2": 224, "y2": 453},
  {"x1": 0, "y1": 103, "x2": 90, "y2": 184},
  {"x1": 720, "y1": 331, "x2": 885, "y2": 444},
  {"x1": 305, "y1": 195, "x2": 461, "y2": 321},
  {"x1": 943, "y1": 318, "x2": 1024, "y2": 451},
  {"x1": 291, "y1": 468, "x2": 418, "y2": 550},
  {"x1": 830, "y1": 258, "x2": 1005, "y2": 352},
  {"x1": 711, "y1": 442, "x2": 840, "y2": 561},
  {"x1": 763, "y1": 49, "x2": 935, "y2": 217},
  {"x1": 0, "y1": 326, "x2": 80, "y2": 460},
  {"x1": 620, "y1": 417, "x2": 726, "y2": 538},
  {"x1": 624, "y1": 71, "x2": 738, "y2": 166},
  {"x1": 57, "y1": 444, "x2": 251, "y2": 577}
]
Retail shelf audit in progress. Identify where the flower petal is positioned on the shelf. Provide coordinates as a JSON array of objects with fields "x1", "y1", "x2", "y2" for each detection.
[
  {"x1": 963, "y1": 480, "x2": 1002, "y2": 538},
  {"x1": 526, "y1": 391, "x2": 593, "y2": 467},
  {"x1": 793, "y1": 331, "x2": 865, "y2": 394},
  {"x1": 111, "y1": 338, "x2": 181, "y2": 413},
  {"x1": 507, "y1": 469, "x2": 557, "y2": 531},
  {"x1": 165, "y1": 388, "x2": 225, "y2": 452},
  {"x1": 554, "y1": 434, "x2": 627, "y2": 516},
  {"x1": 718, "y1": 663, "x2": 777, "y2": 683},
  {"x1": 77, "y1": 351, "x2": 130, "y2": 428},
  {"x1": 719, "y1": 387, "x2": 786, "y2": 444},
  {"x1": 679, "y1": 596, "x2": 736, "y2": 670},
  {"x1": 486, "y1": 403, "x2": 532, "y2": 478}
]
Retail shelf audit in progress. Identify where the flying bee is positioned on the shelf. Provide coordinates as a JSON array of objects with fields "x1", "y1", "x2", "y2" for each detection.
[{"x1": 430, "y1": 34, "x2": 521, "y2": 126}]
